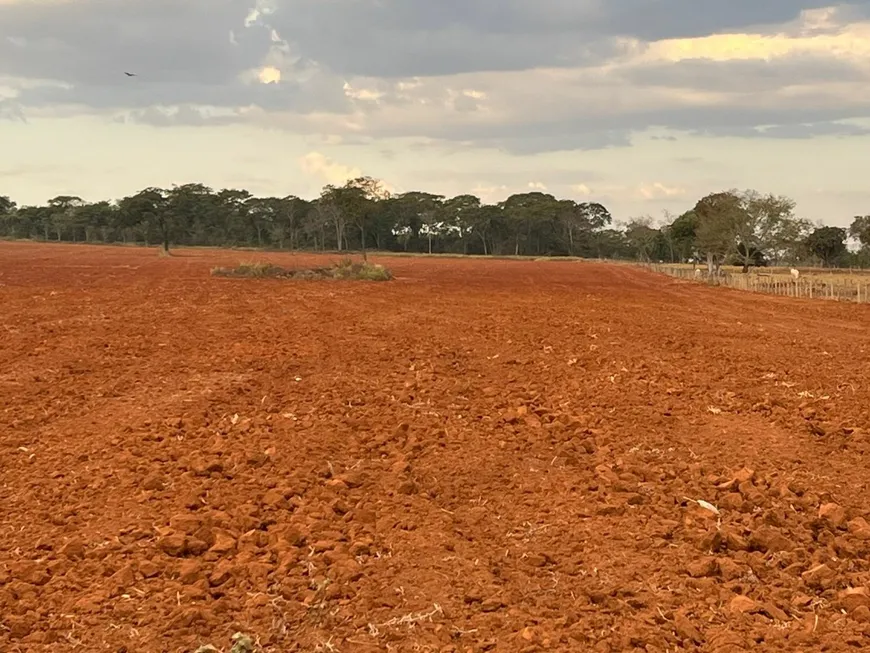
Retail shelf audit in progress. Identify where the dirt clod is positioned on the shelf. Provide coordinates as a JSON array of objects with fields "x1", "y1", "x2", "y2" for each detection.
[{"x1": 1, "y1": 244, "x2": 869, "y2": 652}]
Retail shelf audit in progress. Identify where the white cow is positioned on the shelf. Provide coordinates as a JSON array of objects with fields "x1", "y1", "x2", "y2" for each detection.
[{"x1": 790, "y1": 268, "x2": 800, "y2": 280}]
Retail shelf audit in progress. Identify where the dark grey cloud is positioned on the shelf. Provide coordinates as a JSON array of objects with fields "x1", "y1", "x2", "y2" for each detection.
[
  {"x1": 112, "y1": 105, "x2": 237, "y2": 128},
  {"x1": 0, "y1": 0, "x2": 358, "y2": 115},
  {"x1": 364, "y1": 102, "x2": 870, "y2": 155},
  {"x1": 2, "y1": 0, "x2": 870, "y2": 153},
  {"x1": 4, "y1": 0, "x2": 868, "y2": 84},
  {"x1": 262, "y1": 0, "x2": 870, "y2": 77},
  {"x1": 0, "y1": 0, "x2": 268, "y2": 85},
  {"x1": 592, "y1": 1, "x2": 853, "y2": 41},
  {"x1": 700, "y1": 122, "x2": 870, "y2": 139},
  {"x1": 480, "y1": 130, "x2": 633, "y2": 155},
  {"x1": 0, "y1": 98, "x2": 27, "y2": 122},
  {"x1": 10, "y1": 74, "x2": 352, "y2": 115}
]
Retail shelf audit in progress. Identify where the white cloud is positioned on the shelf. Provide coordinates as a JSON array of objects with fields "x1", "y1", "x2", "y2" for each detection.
[
  {"x1": 637, "y1": 182, "x2": 687, "y2": 200},
  {"x1": 257, "y1": 65, "x2": 282, "y2": 84},
  {"x1": 343, "y1": 82, "x2": 384, "y2": 102},
  {"x1": 298, "y1": 151, "x2": 361, "y2": 185},
  {"x1": 471, "y1": 183, "x2": 510, "y2": 203}
]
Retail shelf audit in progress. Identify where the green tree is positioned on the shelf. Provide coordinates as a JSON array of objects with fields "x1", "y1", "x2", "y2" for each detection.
[
  {"x1": 468, "y1": 204, "x2": 503, "y2": 255},
  {"x1": 693, "y1": 191, "x2": 746, "y2": 275},
  {"x1": 623, "y1": 217, "x2": 660, "y2": 262},
  {"x1": 313, "y1": 189, "x2": 346, "y2": 251},
  {"x1": 0, "y1": 196, "x2": 19, "y2": 237},
  {"x1": 277, "y1": 196, "x2": 310, "y2": 250},
  {"x1": 850, "y1": 216, "x2": 870, "y2": 251},
  {"x1": 47, "y1": 195, "x2": 87, "y2": 241},
  {"x1": 14, "y1": 205, "x2": 52, "y2": 240},
  {"x1": 392, "y1": 191, "x2": 444, "y2": 254},
  {"x1": 420, "y1": 201, "x2": 449, "y2": 255},
  {"x1": 442, "y1": 194, "x2": 481, "y2": 254},
  {"x1": 0, "y1": 195, "x2": 15, "y2": 216},
  {"x1": 731, "y1": 190, "x2": 797, "y2": 272},
  {"x1": 119, "y1": 188, "x2": 171, "y2": 252},
  {"x1": 806, "y1": 226, "x2": 847, "y2": 267},
  {"x1": 499, "y1": 192, "x2": 560, "y2": 256},
  {"x1": 320, "y1": 177, "x2": 389, "y2": 260},
  {"x1": 76, "y1": 201, "x2": 117, "y2": 242},
  {"x1": 665, "y1": 210, "x2": 698, "y2": 262},
  {"x1": 557, "y1": 200, "x2": 609, "y2": 256},
  {"x1": 167, "y1": 183, "x2": 217, "y2": 246},
  {"x1": 768, "y1": 217, "x2": 813, "y2": 265}
]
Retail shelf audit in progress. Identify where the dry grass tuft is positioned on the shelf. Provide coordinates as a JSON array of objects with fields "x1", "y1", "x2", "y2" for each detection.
[{"x1": 210, "y1": 258, "x2": 392, "y2": 282}]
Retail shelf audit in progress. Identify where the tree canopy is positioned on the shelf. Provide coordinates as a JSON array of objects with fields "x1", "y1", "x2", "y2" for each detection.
[{"x1": 0, "y1": 183, "x2": 865, "y2": 267}]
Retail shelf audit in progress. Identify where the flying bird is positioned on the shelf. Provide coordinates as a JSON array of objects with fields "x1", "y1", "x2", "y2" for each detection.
[{"x1": 124, "y1": 72, "x2": 137, "y2": 77}]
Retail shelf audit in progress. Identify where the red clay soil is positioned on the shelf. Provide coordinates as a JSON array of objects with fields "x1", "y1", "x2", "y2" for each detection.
[{"x1": 2, "y1": 242, "x2": 870, "y2": 652}]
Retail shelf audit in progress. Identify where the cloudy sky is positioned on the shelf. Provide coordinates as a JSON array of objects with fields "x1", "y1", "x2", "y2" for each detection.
[{"x1": 2, "y1": 1, "x2": 870, "y2": 226}]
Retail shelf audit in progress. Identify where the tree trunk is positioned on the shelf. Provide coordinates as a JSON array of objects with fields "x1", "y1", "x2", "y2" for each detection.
[{"x1": 334, "y1": 220, "x2": 343, "y2": 251}]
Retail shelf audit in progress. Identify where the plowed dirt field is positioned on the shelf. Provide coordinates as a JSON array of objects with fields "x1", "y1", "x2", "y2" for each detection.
[{"x1": 2, "y1": 242, "x2": 870, "y2": 652}]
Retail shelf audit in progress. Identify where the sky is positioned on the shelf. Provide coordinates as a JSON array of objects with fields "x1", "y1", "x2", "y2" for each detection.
[{"x1": 2, "y1": 1, "x2": 870, "y2": 227}]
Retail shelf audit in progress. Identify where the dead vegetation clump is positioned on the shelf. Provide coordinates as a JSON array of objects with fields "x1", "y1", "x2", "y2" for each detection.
[{"x1": 210, "y1": 258, "x2": 392, "y2": 281}]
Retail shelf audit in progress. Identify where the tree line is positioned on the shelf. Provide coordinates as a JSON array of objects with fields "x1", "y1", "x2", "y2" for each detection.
[
  {"x1": 1, "y1": 179, "x2": 867, "y2": 268},
  {"x1": 625, "y1": 190, "x2": 870, "y2": 271}
]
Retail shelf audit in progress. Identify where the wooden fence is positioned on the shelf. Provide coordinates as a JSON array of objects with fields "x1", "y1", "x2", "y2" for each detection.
[{"x1": 644, "y1": 264, "x2": 870, "y2": 304}]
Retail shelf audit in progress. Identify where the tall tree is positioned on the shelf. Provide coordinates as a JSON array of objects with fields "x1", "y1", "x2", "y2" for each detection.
[
  {"x1": 623, "y1": 217, "x2": 660, "y2": 262},
  {"x1": 47, "y1": 195, "x2": 87, "y2": 241},
  {"x1": 558, "y1": 200, "x2": 606, "y2": 256},
  {"x1": 693, "y1": 191, "x2": 745, "y2": 275},
  {"x1": 119, "y1": 188, "x2": 172, "y2": 252},
  {"x1": 166, "y1": 183, "x2": 217, "y2": 246},
  {"x1": 76, "y1": 201, "x2": 117, "y2": 242},
  {"x1": 0, "y1": 196, "x2": 19, "y2": 238},
  {"x1": 393, "y1": 191, "x2": 445, "y2": 254},
  {"x1": 320, "y1": 177, "x2": 390, "y2": 261},
  {"x1": 499, "y1": 192, "x2": 560, "y2": 256},
  {"x1": 0, "y1": 195, "x2": 14, "y2": 215},
  {"x1": 850, "y1": 216, "x2": 870, "y2": 251},
  {"x1": 442, "y1": 194, "x2": 481, "y2": 254},
  {"x1": 731, "y1": 190, "x2": 797, "y2": 272},
  {"x1": 667, "y1": 210, "x2": 698, "y2": 262},
  {"x1": 806, "y1": 226, "x2": 847, "y2": 267}
]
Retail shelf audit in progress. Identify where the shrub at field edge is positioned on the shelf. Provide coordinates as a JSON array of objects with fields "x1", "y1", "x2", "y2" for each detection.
[{"x1": 211, "y1": 258, "x2": 392, "y2": 281}]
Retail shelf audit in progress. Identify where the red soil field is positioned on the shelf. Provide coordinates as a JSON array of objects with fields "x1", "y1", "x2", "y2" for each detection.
[{"x1": 2, "y1": 241, "x2": 870, "y2": 652}]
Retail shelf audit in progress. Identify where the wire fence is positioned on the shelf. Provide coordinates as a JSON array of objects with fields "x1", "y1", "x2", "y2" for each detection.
[{"x1": 643, "y1": 263, "x2": 870, "y2": 304}]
